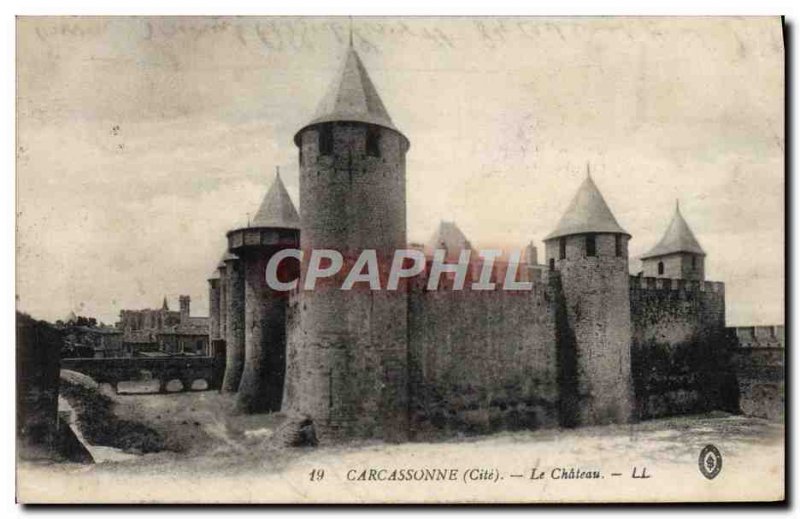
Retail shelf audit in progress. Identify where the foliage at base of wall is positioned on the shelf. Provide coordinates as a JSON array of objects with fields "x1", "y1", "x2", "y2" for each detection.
[{"x1": 630, "y1": 333, "x2": 739, "y2": 420}]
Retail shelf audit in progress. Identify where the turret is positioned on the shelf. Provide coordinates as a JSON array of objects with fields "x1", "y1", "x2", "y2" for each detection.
[
  {"x1": 544, "y1": 170, "x2": 634, "y2": 426},
  {"x1": 283, "y1": 41, "x2": 409, "y2": 442},
  {"x1": 217, "y1": 249, "x2": 244, "y2": 393},
  {"x1": 207, "y1": 270, "x2": 221, "y2": 338},
  {"x1": 220, "y1": 250, "x2": 244, "y2": 393},
  {"x1": 207, "y1": 269, "x2": 223, "y2": 358},
  {"x1": 228, "y1": 170, "x2": 300, "y2": 413},
  {"x1": 217, "y1": 254, "x2": 231, "y2": 342},
  {"x1": 640, "y1": 201, "x2": 706, "y2": 280}
]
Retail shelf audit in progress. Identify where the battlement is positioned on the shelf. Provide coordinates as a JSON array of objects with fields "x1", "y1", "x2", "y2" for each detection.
[
  {"x1": 629, "y1": 276, "x2": 724, "y2": 294},
  {"x1": 729, "y1": 325, "x2": 785, "y2": 349}
]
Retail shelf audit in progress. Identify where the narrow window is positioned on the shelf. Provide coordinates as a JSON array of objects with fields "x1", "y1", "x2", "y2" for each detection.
[
  {"x1": 549, "y1": 258, "x2": 555, "y2": 271},
  {"x1": 559, "y1": 238, "x2": 566, "y2": 260},
  {"x1": 657, "y1": 261, "x2": 664, "y2": 275},
  {"x1": 692, "y1": 255, "x2": 697, "y2": 269},
  {"x1": 366, "y1": 126, "x2": 381, "y2": 157},
  {"x1": 615, "y1": 235, "x2": 622, "y2": 257},
  {"x1": 319, "y1": 123, "x2": 334, "y2": 156},
  {"x1": 585, "y1": 234, "x2": 597, "y2": 257}
]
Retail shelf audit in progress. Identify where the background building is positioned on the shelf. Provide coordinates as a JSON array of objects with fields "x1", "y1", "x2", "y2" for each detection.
[{"x1": 116, "y1": 296, "x2": 209, "y2": 356}]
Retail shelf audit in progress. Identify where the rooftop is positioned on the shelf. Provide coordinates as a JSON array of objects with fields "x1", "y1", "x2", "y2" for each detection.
[
  {"x1": 641, "y1": 202, "x2": 706, "y2": 259},
  {"x1": 426, "y1": 221, "x2": 474, "y2": 258},
  {"x1": 545, "y1": 172, "x2": 629, "y2": 240},
  {"x1": 250, "y1": 170, "x2": 300, "y2": 229},
  {"x1": 294, "y1": 43, "x2": 405, "y2": 145}
]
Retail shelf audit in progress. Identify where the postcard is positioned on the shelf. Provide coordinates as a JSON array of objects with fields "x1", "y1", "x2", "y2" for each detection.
[{"x1": 15, "y1": 16, "x2": 785, "y2": 504}]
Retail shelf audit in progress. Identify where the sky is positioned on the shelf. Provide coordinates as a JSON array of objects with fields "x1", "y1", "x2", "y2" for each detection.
[{"x1": 16, "y1": 16, "x2": 784, "y2": 326}]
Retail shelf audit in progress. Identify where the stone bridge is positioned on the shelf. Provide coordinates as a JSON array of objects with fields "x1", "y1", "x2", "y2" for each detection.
[{"x1": 60, "y1": 356, "x2": 224, "y2": 393}]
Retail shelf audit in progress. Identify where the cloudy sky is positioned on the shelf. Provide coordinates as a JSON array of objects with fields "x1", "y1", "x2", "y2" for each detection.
[{"x1": 16, "y1": 16, "x2": 784, "y2": 325}]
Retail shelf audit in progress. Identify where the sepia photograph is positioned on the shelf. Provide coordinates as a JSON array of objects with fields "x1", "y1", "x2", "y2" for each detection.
[{"x1": 14, "y1": 15, "x2": 785, "y2": 504}]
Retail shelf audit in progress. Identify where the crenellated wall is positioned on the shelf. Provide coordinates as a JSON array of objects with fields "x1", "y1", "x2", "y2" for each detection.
[
  {"x1": 729, "y1": 325, "x2": 784, "y2": 422},
  {"x1": 730, "y1": 325, "x2": 785, "y2": 348},
  {"x1": 407, "y1": 278, "x2": 559, "y2": 439},
  {"x1": 629, "y1": 276, "x2": 738, "y2": 419}
]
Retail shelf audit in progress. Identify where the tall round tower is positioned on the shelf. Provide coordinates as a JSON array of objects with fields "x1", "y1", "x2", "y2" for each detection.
[
  {"x1": 544, "y1": 171, "x2": 634, "y2": 426},
  {"x1": 283, "y1": 42, "x2": 410, "y2": 442},
  {"x1": 207, "y1": 269, "x2": 221, "y2": 344},
  {"x1": 228, "y1": 171, "x2": 300, "y2": 413},
  {"x1": 218, "y1": 250, "x2": 244, "y2": 393}
]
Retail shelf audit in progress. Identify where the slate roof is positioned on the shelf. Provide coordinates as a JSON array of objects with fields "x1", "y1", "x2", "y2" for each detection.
[
  {"x1": 641, "y1": 202, "x2": 705, "y2": 259},
  {"x1": 426, "y1": 221, "x2": 474, "y2": 257},
  {"x1": 251, "y1": 172, "x2": 300, "y2": 229},
  {"x1": 545, "y1": 174, "x2": 629, "y2": 240},
  {"x1": 294, "y1": 44, "x2": 405, "y2": 144},
  {"x1": 219, "y1": 250, "x2": 236, "y2": 269}
]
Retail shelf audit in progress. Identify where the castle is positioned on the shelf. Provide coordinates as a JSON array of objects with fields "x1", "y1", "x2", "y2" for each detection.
[
  {"x1": 207, "y1": 42, "x2": 780, "y2": 443},
  {"x1": 117, "y1": 296, "x2": 210, "y2": 356}
]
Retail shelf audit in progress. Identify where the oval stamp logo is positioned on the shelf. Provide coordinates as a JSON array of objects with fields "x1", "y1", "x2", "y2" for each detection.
[{"x1": 699, "y1": 444, "x2": 723, "y2": 480}]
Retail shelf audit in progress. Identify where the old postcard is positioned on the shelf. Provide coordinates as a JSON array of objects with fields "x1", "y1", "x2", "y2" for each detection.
[{"x1": 15, "y1": 16, "x2": 785, "y2": 504}]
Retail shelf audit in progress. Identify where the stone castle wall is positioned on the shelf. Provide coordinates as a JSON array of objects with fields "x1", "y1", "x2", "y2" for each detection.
[
  {"x1": 729, "y1": 326, "x2": 784, "y2": 421},
  {"x1": 629, "y1": 276, "x2": 738, "y2": 419},
  {"x1": 407, "y1": 279, "x2": 559, "y2": 438}
]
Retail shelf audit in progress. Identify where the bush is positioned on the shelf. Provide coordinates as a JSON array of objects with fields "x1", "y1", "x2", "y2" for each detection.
[{"x1": 59, "y1": 379, "x2": 165, "y2": 453}]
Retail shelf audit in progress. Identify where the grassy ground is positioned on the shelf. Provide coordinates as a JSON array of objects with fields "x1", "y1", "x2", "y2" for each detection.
[{"x1": 58, "y1": 379, "x2": 165, "y2": 454}]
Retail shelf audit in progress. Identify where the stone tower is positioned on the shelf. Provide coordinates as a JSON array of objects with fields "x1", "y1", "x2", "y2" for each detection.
[
  {"x1": 228, "y1": 171, "x2": 300, "y2": 413},
  {"x1": 283, "y1": 42, "x2": 410, "y2": 442},
  {"x1": 216, "y1": 255, "x2": 229, "y2": 344},
  {"x1": 207, "y1": 269, "x2": 221, "y2": 341},
  {"x1": 640, "y1": 201, "x2": 706, "y2": 280},
  {"x1": 544, "y1": 172, "x2": 634, "y2": 426},
  {"x1": 217, "y1": 250, "x2": 245, "y2": 393}
]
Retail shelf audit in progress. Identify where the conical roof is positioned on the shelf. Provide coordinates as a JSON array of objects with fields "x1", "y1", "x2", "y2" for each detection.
[
  {"x1": 294, "y1": 44, "x2": 405, "y2": 145},
  {"x1": 641, "y1": 202, "x2": 705, "y2": 259},
  {"x1": 426, "y1": 221, "x2": 474, "y2": 258},
  {"x1": 162, "y1": 297, "x2": 169, "y2": 311},
  {"x1": 219, "y1": 250, "x2": 236, "y2": 267},
  {"x1": 545, "y1": 175, "x2": 629, "y2": 240},
  {"x1": 251, "y1": 171, "x2": 300, "y2": 229}
]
